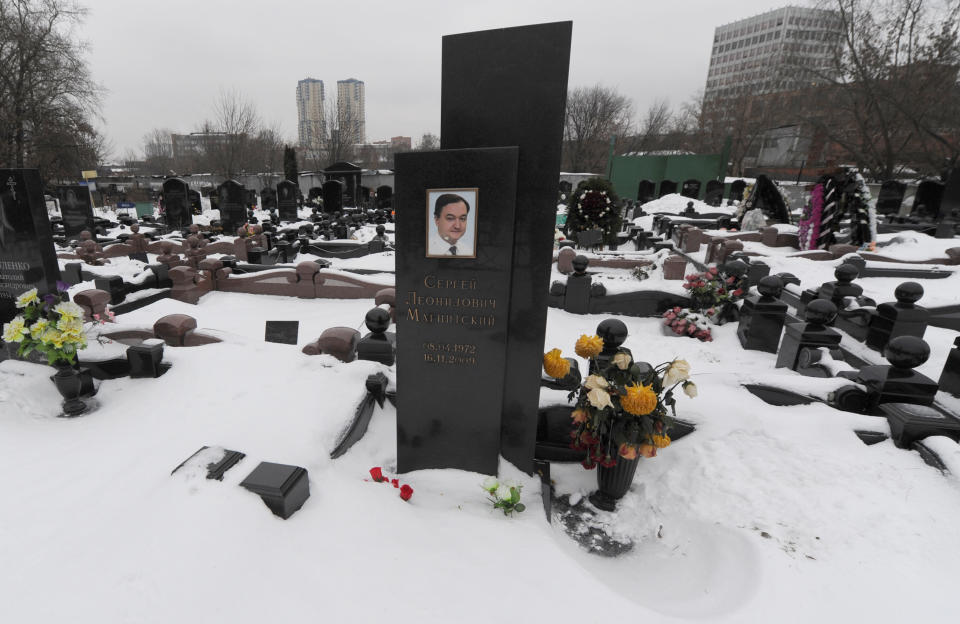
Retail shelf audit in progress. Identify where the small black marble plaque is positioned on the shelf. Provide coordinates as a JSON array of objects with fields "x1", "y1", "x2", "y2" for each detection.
[
  {"x1": 0, "y1": 169, "x2": 61, "y2": 323},
  {"x1": 264, "y1": 320, "x2": 299, "y2": 345},
  {"x1": 395, "y1": 147, "x2": 518, "y2": 475}
]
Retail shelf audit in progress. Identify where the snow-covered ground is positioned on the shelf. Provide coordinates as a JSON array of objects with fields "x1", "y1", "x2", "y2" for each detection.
[{"x1": 2, "y1": 214, "x2": 959, "y2": 623}]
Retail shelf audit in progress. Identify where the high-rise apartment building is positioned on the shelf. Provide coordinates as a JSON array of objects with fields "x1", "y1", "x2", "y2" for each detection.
[
  {"x1": 337, "y1": 78, "x2": 366, "y2": 145},
  {"x1": 703, "y1": 6, "x2": 841, "y2": 101},
  {"x1": 296, "y1": 78, "x2": 326, "y2": 151}
]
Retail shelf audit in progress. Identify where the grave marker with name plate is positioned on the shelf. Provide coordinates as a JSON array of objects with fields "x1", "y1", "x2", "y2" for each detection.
[
  {"x1": 218, "y1": 180, "x2": 247, "y2": 235},
  {"x1": 276, "y1": 180, "x2": 299, "y2": 222},
  {"x1": 395, "y1": 147, "x2": 519, "y2": 475},
  {"x1": 0, "y1": 169, "x2": 61, "y2": 323},
  {"x1": 161, "y1": 178, "x2": 192, "y2": 229},
  {"x1": 55, "y1": 185, "x2": 94, "y2": 239}
]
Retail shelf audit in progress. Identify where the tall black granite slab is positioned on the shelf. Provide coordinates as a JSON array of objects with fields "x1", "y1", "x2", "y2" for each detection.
[
  {"x1": 218, "y1": 180, "x2": 247, "y2": 235},
  {"x1": 55, "y1": 185, "x2": 94, "y2": 239},
  {"x1": 395, "y1": 147, "x2": 519, "y2": 475},
  {"x1": 0, "y1": 169, "x2": 61, "y2": 324},
  {"x1": 440, "y1": 21, "x2": 571, "y2": 473},
  {"x1": 161, "y1": 178, "x2": 192, "y2": 229},
  {"x1": 276, "y1": 180, "x2": 299, "y2": 222}
]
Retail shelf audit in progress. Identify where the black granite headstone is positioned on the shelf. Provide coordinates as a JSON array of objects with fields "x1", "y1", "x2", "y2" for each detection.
[
  {"x1": 55, "y1": 185, "x2": 94, "y2": 239},
  {"x1": 264, "y1": 320, "x2": 299, "y2": 345},
  {"x1": 395, "y1": 147, "x2": 519, "y2": 475},
  {"x1": 440, "y1": 21, "x2": 571, "y2": 473},
  {"x1": 659, "y1": 179, "x2": 677, "y2": 197},
  {"x1": 0, "y1": 169, "x2": 61, "y2": 323},
  {"x1": 276, "y1": 180, "x2": 299, "y2": 222},
  {"x1": 704, "y1": 180, "x2": 724, "y2": 206},
  {"x1": 939, "y1": 336, "x2": 960, "y2": 397},
  {"x1": 737, "y1": 276, "x2": 788, "y2": 353},
  {"x1": 876, "y1": 180, "x2": 906, "y2": 216},
  {"x1": 322, "y1": 180, "x2": 343, "y2": 213},
  {"x1": 681, "y1": 179, "x2": 701, "y2": 199},
  {"x1": 218, "y1": 180, "x2": 247, "y2": 235},
  {"x1": 637, "y1": 179, "x2": 655, "y2": 204},
  {"x1": 161, "y1": 178, "x2": 192, "y2": 229}
]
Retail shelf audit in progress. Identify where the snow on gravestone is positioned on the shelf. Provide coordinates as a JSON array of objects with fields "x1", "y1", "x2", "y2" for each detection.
[{"x1": 0, "y1": 169, "x2": 61, "y2": 325}]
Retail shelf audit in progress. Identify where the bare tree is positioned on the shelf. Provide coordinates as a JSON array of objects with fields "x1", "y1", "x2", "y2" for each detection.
[
  {"x1": 142, "y1": 127, "x2": 174, "y2": 174},
  {"x1": 562, "y1": 85, "x2": 634, "y2": 172},
  {"x1": 199, "y1": 88, "x2": 261, "y2": 179},
  {"x1": 0, "y1": 0, "x2": 104, "y2": 178},
  {"x1": 800, "y1": 0, "x2": 960, "y2": 178}
]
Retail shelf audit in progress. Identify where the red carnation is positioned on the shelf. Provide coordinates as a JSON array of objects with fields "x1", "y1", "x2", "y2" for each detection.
[
  {"x1": 399, "y1": 484, "x2": 414, "y2": 501},
  {"x1": 733, "y1": 288, "x2": 744, "y2": 296},
  {"x1": 391, "y1": 478, "x2": 399, "y2": 488},
  {"x1": 369, "y1": 467, "x2": 386, "y2": 482}
]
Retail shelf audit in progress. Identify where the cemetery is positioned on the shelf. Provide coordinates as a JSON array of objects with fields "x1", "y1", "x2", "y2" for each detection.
[{"x1": 3, "y1": 18, "x2": 960, "y2": 624}]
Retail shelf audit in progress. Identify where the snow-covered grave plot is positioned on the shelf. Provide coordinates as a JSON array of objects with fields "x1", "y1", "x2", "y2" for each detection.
[{"x1": 3, "y1": 215, "x2": 960, "y2": 622}]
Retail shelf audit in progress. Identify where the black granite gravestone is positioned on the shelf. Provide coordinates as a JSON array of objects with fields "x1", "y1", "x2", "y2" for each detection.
[
  {"x1": 775, "y1": 299, "x2": 841, "y2": 371},
  {"x1": 681, "y1": 179, "x2": 701, "y2": 199},
  {"x1": 913, "y1": 180, "x2": 945, "y2": 221},
  {"x1": 865, "y1": 282, "x2": 928, "y2": 352},
  {"x1": 704, "y1": 180, "x2": 724, "y2": 206},
  {"x1": 395, "y1": 147, "x2": 519, "y2": 475},
  {"x1": 376, "y1": 185, "x2": 393, "y2": 210},
  {"x1": 0, "y1": 169, "x2": 61, "y2": 324},
  {"x1": 637, "y1": 179, "x2": 655, "y2": 204},
  {"x1": 239, "y1": 461, "x2": 309, "y2": 519},
  {"x1": 939, "y1": 336, "x2": 960, "y2": 397},
  {"x1": 659, "y1": 179, "x2": 677, "y2": 197},
  {"x1": 218, "y1": 180, "x2": 247, "y2": 235},
  {"x1": 264, "y1": 321, "x2": 299, "y2": 345},
  {"x1": 161, "y1": 178, "x2": 192, "y2": 228},
  {"x1": 729, "y1": 179, "x2": 747, "y2": 202},
  {"x1": 876, "y1": 180, "x2": 906, "y2": 217},
  {"x1": 440, "y1": 21, "x2": 571, "y2": 473},
  {"x1": 55, "y1": 185, "x2": 94, "y2": 239},
  {"x1": 322, "y1": 180, "x2": 343, "y2": 213},
  {"x1": 276, "y1": 180, "x2": 299, "y2": 222}
]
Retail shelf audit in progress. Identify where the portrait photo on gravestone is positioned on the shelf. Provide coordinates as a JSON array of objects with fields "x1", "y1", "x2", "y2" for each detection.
[{"x1": 426, "y1": 188, "x2": 477, "y2": 258}]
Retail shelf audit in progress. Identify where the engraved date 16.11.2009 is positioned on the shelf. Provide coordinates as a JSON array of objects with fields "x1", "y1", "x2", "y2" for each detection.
[{"x1": 422, "y1": 341, "x2": 478, "y2": 366}]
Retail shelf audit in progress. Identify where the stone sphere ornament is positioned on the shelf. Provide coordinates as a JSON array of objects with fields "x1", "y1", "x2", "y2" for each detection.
[
  {"x1": 835, "y1": 263, "x2": 859, "y2": 283},
  {"x1": 884, "y1": 336, "x2": 930, "y2": 369},
  {"x1": 596, "y1": 318, "x2": 628, "y2": 350},
  {"x1": 757, "y1": 275, "x2": 783, "y2": 299},
  {"x1": 364, "y1": 307, "x2": 391, "y2": 334},
  {"x1": 805, "y1": 299, "x2": 838, "y2": 325},
  {"x1": 894, "y1": 282, "x2": 923, "y2": 306},
  {"x1": 571, "y1": 255, "x2": 589, "y2": 275}
]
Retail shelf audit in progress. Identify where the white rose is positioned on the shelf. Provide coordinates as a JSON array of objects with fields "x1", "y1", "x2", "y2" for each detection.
[
  {"x1": 663, "y1": 359, "x2": 691, "y2": 386},
  {"x1": 584, "y1": 375, "x2": 609, "y2": 391},
  {"x1": 481, "y1": 476, "x2": 499, "y2": 492},
  {"x1": 587, "y1": 387, "x2": 614, "y2": 410},
  {"x1": 496, "y1": 484, "x2": 512, "y2": 501},
  {"x1": 611, "y1": 352, "x2": 632, "y2": 370}
]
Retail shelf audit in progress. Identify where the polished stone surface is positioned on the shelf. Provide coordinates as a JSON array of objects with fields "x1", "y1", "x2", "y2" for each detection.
[
  {"x1": 440, "y1": 21, "x2": 571, "y2": 473},
  {"x1": 395, "y1": 147, "x2": 519, "y2": 475},
  {"x1": 0, "y1": 169, "x2": 61, "y2": 323},
  {"x1": 55, "y1": 185, "x2": 94, "y2": 239}
]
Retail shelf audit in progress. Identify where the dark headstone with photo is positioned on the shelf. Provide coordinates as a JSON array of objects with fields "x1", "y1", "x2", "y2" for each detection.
[
  {"x1": 440, "y1": 21, "x2": 571, "y2": 473},
  {"x1": 276, "y1": 180, "x2": 299, "y2": 222},
  {"x1": 681, "y1": 179, "x2": 701, "y2": 200},
  {"x1": 0, "y1": 169, "x2": 61, "y2": 324},
  {"x1": 161, "y1": 178, "x2": 192, "y2": 228},
  {"x1": 188, "y1": 188, "x2": 202, "y2": 215},
  {"x1": 218, "y1": 180, "x2": 247, "y2": 235},
  {"x1": 55, "y1": 185, "x2": 94, "y2": 239},
  {"x1": 395, "y1": 147, "x2": 519, "y2": 475},
  {"x1": 705, "y1": 180, "x2": 724, "y2": 206}
]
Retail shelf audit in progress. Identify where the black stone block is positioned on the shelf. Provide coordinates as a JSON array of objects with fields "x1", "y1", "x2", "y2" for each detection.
[
  {"x1": 95, "y1": 275, "x2": 126, "y2": 304},
  {"x1": 879, "y1": 402, "x2": 960, "y2": 448},
  {"x1": 240, "y1": 462, "x2": 310, "y2": 519},
  {"x1": 854, "y1": 430, "x2": 889, "y2": 445},
  {"x1": 127, "y1": 341, "x2": 165, "y2": 378},
  {"x1": 264, "y1": 320, "x2": 299, "y2": 345}
]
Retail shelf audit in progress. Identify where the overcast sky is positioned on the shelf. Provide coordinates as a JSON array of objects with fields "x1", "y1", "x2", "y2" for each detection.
[{"x1": 84, "y1": 0, "x2": 796, "y2": 159}]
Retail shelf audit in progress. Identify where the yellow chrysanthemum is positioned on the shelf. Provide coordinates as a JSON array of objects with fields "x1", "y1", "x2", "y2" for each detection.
[
  {"x1": 571, "y1": 408, "x2": 590, "y2": 424},
  {"x1": 542, "y1": 348, "x2": 571, "y2": 379},
  {"x1": 651, "y1": 434, "x2": 671, "y2": 449},
  {"x1": 41, "y1": 328, "x2": 65, "y2": 349},
  {"x1": 58, "y1": 317, "x2": 84, "y2": 336},
  {"x1": 15, "y1": 288, "x2": 38, "y2": 308},
  {"x1": 2, "y1": 317, "x2": 28, "y2": 343},
  {"x1": 30, "y1": 318, "x2": 49, "y2": 340},
  {"x1": 574, "y1": 334, "x2": 603, "y2": 358},
  {"x1": 53, "y1": 301, "x2": 83, "y2": 322},
  {"x1": 621, "y1": 383, "x2": 657, "y2": 416}
]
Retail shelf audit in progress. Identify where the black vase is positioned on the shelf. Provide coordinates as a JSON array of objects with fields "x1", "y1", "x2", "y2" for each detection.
[
  {"x1": 589, "y1": 453, "x2": 641, "y2": 511},
  {"x1": 50, "y1": 363, "x2": 87, "y2": 417}
]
